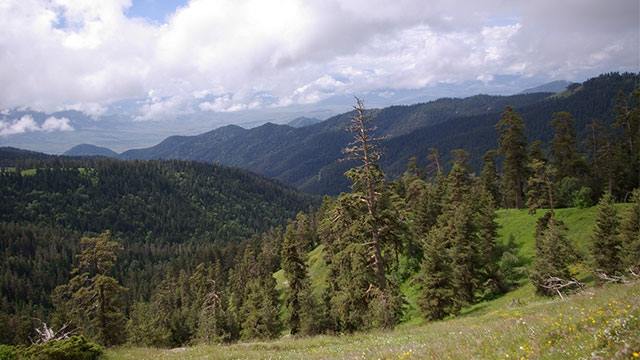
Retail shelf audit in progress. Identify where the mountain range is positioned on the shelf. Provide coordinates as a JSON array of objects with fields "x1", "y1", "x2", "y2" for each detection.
[{"x1": 63, "y1": 73, "x2": 637, "y2": 195}]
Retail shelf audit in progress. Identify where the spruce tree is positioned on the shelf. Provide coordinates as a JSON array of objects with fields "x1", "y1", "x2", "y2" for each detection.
[
  {"x1": 620, "y1": 189, "x2": 640, "y2": 273},
  {"x1": 496, "y1": 106, "x2": 529, "y2": 208},
  {"x1": 591, "y1": 192, "x2": 623, "y2": 277}
]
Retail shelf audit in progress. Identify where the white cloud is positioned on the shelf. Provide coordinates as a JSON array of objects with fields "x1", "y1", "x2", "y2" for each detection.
[
  {"x1": 0, "y1": 115, "x2": 73, "y2": 136},
  {"x1": 0, "y1": 0, "x2": 637, "y2": 116}
]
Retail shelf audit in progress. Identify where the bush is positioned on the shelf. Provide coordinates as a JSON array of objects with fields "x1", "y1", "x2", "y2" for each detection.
[
  {"x1": 556, "y1": 177, "x2": 580, "y2": 208},
  {"x1": 572, "y1": 186, "x2": 593, "y2": 208},
  {"x1": 0, "y1": 345, "x2": 17, "y2": 360},
  {"x1": 19, "y1": 336, "x2": 103, "y2": 360}
]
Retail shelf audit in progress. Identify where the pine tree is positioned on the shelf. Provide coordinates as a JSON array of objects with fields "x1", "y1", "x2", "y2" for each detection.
[
  {"x1": 447, "y1": 201, "x2": 477, "y2": 312},
  {"x1": 526, "y1": 158, "x2": 555, "y2": 214},
  {"x1": 472, "y1": 184, "x2": 504, "y2": 297},
  {"x1": 343, "y1": 97, "x2": 389, "y2": 292},
  {"x1": 281, "y1": 218, "x2": 315, "y2": 335},
  {"x1": 240, "y1": 271, "x2": 281, "y2": 340},
  {"x1": 586, "y1": 119, "x2": 616, "y2": 195},
  {"x1": 620, "y1": 189, "x2": 640, "y2": 273},
  {"x1": 591, "y1": 192, "x2": 623, "y2": 277},
  {"x1": 418, "y1": 153, "x2": 480, "y2": 317},
  {"x1": 550, "y1": 111, "x2": 584, "y2": 180},
  {"x1": 613, "y1": 90, "x2": 640, "y2": 195},
  {"x1": 195, "y1": 262, "x2": 232, "y2": 344},
  {"x1": 496, "y1": 106, "x2": 529, "y2": 208},
  {"x1": 480, "y1": 149, "x2": 501, "y2": 206},
  {"x1": 320, "y1": 97, "x2": 405, "y2": 331},
  {"x1": 530, "y1": 212, "x2": 575, "y2": 296},
  {"x1": 52, "y1": 231, "x2": 127, "y2": 346},
  {"x1": 418, "y1": 224, "x2": 453, "y2": 320}
]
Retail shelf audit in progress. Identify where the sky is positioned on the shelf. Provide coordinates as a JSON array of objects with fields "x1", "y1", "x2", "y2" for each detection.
[{"x1": 0, "y1": 0, "x2": 638, "y2": 140}]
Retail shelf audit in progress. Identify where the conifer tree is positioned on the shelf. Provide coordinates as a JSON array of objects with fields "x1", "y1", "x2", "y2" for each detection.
[
  {"x1": 418, "y1": 224, "x2": 453, "y2": 320},
  {"x1": 550, "y1": 111, "x2": 584, "y2": 180},
  {"x1": 613, "y1": 90, "x2": 640, "y2": 195},
  {"x1": 472, "y1": 184, "x2": 504, "y2": 296},
  {"x1": 496, "y1": 106, "x2": 529, "y2": 208},
  {"x1": 530, "y1": 212, "x2": 575, "y2": 296},
  {"x1": 526, "y1": 158, "x2": 555, "y2": 214},
  {"x1": 239, "y1": 274, "x2": 281, "y2": 340},
  {"x1": 418, "y1": 152, "x2": 480, "y2": 317},
  {"x1": 194, "y1": 261, "x2": 232, "y2": 344},
  {"x1": 620, "y1": 189, "x2": 640, "y2": 273},
  {"x1": 480, "y1": 149, "x2": 501, "y2": 206},
  {"x1": 591, "y1": 192, "x2": 623, "y2": 277},
  {"x1": 52, "y1": 231, "x2": 127, "y2": 346},
  {"x1": 343, "y1": 97, "x2": 388, "y2": 292},
  {"x1": 281, "y1": 217, "x2": 315, "y2": 335},
  {"x1": 586, "y1": 119, "x2": 616, "y2": 195},
  {"x1": 320, "y1": 98, "x2": 405, "y2": 331}
]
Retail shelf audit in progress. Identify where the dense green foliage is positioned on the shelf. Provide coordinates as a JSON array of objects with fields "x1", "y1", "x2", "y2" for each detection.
[{"x1": 0, "y1": 156, "x2": 315, "y2": 345}]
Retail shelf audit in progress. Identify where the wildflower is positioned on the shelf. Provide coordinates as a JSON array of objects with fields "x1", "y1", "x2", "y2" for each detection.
[{"x1": 632, "y1": 352, "x2": 639, "y2": 358}]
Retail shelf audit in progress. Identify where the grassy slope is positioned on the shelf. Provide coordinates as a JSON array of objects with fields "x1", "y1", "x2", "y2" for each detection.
[
  {"x1": 107, "y1": 205, "x2": 639, "y2": 359},
  {"x1": 107, "y1": 282, "x2": 640, "y2": 359}
]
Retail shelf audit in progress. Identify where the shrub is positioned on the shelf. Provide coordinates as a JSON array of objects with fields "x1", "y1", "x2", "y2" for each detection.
[
  {"x1": 572, "y1": 186, "x2": 593, "y2": 208},
  {"x1": 0, "y1": 345, "x2": 17, "y2": 360},
  {"x1": 19, "y1": 336, "x2": 103, "y2": 360},
  {"x1": 556, "y1": 177, "x2": 580, "y2": 208}
]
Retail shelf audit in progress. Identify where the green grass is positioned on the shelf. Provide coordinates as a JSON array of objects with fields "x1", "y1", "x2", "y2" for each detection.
[{"x1": 106, "y1": 281, "x2": 640, "y2": 359}]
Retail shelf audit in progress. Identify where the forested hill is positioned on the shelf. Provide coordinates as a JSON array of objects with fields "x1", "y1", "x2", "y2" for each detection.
[
  {"x1": 104, "y1": 72, "x2": 639, "y2": 195},
  {"x1": 0, "y1": 151, "x2": 316, "y2": 244},
  {"x1": 0, "y1": 152, "x2": 316, "y2": 339}
]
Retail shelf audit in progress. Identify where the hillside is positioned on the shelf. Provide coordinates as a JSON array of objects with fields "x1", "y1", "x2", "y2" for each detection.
[
  {"x1": 0, "y1": 153, "x2": 317, "y2": 337},
  {"x1": 519, "y1": 80, "x2": 573, "y2": 94},
  {"x1": 107, "y1": 205, "x2": 639, "y2": 359},
  {"x1": 64, "y1": 143, "x2": 119, "y2": 158},
  {"x1": 108, "y1": 72, "x2": 639, "y2": 195},
  {"x1": 106, "y1": 280, "x2": 640, "y2": 359},
  {"x1": 275, "y1": 205, "x2": 632, "y2": 326}
]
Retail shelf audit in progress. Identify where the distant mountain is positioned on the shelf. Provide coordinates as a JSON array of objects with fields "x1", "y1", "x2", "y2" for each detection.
[
  {"x1": 287, "y1": 117, "x2": 322, "y2": 128},
  {"x1": 64, "y1": 143, "x2": 119, "y2": 158},
  {"x1": 119, "y1": 73, "x2": 638, "y2": 195},
  {"x1": 519, "y1": 80, "x2": 574, "y2": 94}
]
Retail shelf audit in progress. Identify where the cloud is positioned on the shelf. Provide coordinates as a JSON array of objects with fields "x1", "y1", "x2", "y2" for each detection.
[
  {"x1": 0, "y1": 0, "x2": 637, "y2": 116},
  {"x1": 0, "y1": 115, "x2": 73, "y2": 136}
]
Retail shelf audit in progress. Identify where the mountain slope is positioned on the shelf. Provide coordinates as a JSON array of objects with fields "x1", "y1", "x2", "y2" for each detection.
[
  {"x1": 519, "y1": 80, "x2": 573, "y2": 94},
  {"x1": 64, "y1": 143, "x2": 119, "y2": 157},
  {"x1": 120, "y1": 73, "x2": 639, "y2": 195},
  {"x1": 287, "y1": 116, "x2": 322, "y2": 128}
]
